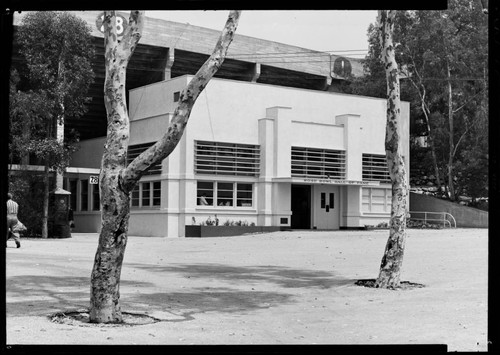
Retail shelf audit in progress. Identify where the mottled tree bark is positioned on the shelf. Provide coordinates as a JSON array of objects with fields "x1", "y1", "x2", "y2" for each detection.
[
  {"x1": 88, "y1": 10, "x2": 143, "y2": 323},
  {"x1": 375, "y1": 10, "x2": 409, "y2": 289},
  {"x1": 406, "y1": 63, "x2": 443, "y2": 193},
  {"x1": 89, "y1": 10, "x2": 241, "y2": 323},
  {"x1": 446, "y1": 61, "x2": 456, "y2": 201},
  {"x1": 121, "y1": 11, "x2": 241, "y2": 187}
]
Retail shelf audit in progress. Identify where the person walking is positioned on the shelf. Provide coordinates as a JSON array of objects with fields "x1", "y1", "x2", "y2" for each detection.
[{"x1": 6, "y1": 193, "x2": 21, "y2": 248}]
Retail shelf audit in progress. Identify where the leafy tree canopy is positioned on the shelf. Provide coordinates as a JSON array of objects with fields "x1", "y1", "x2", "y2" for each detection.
[{"x1": 349, "y1": 0, "x2": 487, "y2": 202}]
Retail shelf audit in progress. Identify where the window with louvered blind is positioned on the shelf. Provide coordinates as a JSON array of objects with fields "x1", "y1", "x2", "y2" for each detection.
[
  {"x1": 291, "y1": 147, "x2": 346, "y2": 179},
  {"x1": 194, "y1": 141, "x2": 260, "y2": 177}
]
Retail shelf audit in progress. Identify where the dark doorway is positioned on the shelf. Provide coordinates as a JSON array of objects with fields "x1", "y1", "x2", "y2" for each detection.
[{"x1": 291, "y1": 184, "x2": 311, "y2": 229}]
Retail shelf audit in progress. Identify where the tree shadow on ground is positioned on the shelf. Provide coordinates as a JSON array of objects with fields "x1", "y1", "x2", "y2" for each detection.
[
  {"x1": 120, "y1": 263, "x2": 355, "y2": 321},
  {"x1": 127, "y1": 263, "x2": 353, "y2": 289},
  {"x1": 123, "y1": 286, "x2": 294, "y2": 321},
  {"x1": 6, "y1": 275, "x2": 152, "y2": 316},
  {"x1": 7, "y1": 264, "x2": 356, "y2": 323}
]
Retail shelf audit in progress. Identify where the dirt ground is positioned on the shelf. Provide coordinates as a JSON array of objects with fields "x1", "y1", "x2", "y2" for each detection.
[{"x1": 6, "y1": 229, "x2": 488, "y2": 351}]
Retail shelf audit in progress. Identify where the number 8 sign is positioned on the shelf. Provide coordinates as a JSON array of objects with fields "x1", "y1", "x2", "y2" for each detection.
[{"x1": 96, "y1": 12, "x2": 128, "y2": 36}]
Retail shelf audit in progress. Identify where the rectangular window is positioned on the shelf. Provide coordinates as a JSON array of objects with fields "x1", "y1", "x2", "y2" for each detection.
[
  {"x1": 127, "y1": 143, "x2": 162, "y2": 175},
  {"x1": 329, "y1": 193, "x2": 334, "y2": 208},
  {"x1": 236, "y1": 183, "x2": 253, "y2": 207},
  {"x1": 197, "y1": 181, "x2": 253, "y2": 208},
  {"x1": 69, "y1": 179, "x2": 77, "y2": 211},
  {"x1": 132, "y1": 185, "x2": 140, "y2": 207},
  {"x1": 80, "y1": 179, "x2": 88, "y2": 211},
  {"x1": 217, "y1": 182, "x2": 234, "y2": 206},
  {"x1": 197, "y1": 181, "x2": 214, "y2": 206},
  {"x1": 195, "y1": 141, "x2": 260, "y2": 177},
  {"x1": 291, "y1": 147, "x2": 346, "y2": 179},
  {"x1": 131, "y1": 181, "x2": 162, "y2": 208},
  {"x1": 92, "y1": 184, "x2": 100, "y2": 211},
  {"x1": 362, "y1": 154, "x2": 391, "y2": 183},
  {"x1": 142, "y1": 183, "x2": 151, "y2": 207},
  {"x1": 362, "y1": 188, "x2": 392, "y2": 213},
  {"x1": 153, "y1": 181, "x2": 161, "y2": 206},
  {"x1": 173, "y1": 91, "x2": 180, "y2": 102}
]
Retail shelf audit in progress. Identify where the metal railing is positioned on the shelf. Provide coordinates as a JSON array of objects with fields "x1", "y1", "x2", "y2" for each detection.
[{"x1": 408, "y1": 211, "x2": 457, "y2": 228}]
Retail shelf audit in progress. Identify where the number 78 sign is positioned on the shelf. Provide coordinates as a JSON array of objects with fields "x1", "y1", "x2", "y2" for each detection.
[{"x1": 95, "y1": 12, "x2": 128, "y2": 36}]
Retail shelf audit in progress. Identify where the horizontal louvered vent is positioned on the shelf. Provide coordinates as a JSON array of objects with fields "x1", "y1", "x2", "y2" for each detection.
[
  {"x1": 362, "y1": 153, "x2": 391, "y2": 183},
  {"x1": 195, "y1": 141, "x2": 260, "y2": 177},
  {"x1": 291, "y1": 146, "x2": 346, "y2": 179}
]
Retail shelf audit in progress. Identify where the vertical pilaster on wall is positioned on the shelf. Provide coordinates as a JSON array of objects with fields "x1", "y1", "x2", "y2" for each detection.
[
  {"x1": 335, "y1": 114, "x2": 362, "y2": 181},
  {"x1": 258, "y1": 117, "x2": 274, "y2": 179},
  {"x1": 344, "y1": 185, "x2": 362, "y2": 227},
  {"x1": 257, "y1": 117, "x2": 274, "y2": 226},
  {"x1": 335, "y1": 114, "x2": 363, "y2": 228},
  {"x1": 257, "y1": 108, "x2": 293, "y2": 227},
  {"x1": 272, "y1": 182, "x2": 292, "y2": 226},
  {"x1": 162, "y1": 113, "x2": 187, "y2": 237},
  {"x1": 162, "y1": 47, "x2": 175, "y2": 81},
  {"x1": 268, "y1": 106, "x2": 293, "y2": 226},
  {"x1": 266, "y1": 106, "x2": 292, "y2": 178},
  {"x1": 338, "y1": 186, "x2": 347, "y2": 227}
]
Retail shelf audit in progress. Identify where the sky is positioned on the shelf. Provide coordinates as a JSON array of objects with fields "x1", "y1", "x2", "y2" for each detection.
[{"x1": 144, "y1": 10, "x2": 378, "y2": 59}]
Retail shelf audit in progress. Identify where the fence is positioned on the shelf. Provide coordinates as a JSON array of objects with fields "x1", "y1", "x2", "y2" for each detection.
[{"x1": 409, "y1": 211, "x2": 456, "y2": 228}]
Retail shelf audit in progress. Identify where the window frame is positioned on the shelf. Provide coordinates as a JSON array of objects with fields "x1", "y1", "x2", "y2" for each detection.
[
  {"x1": 92, "y1": 183, "x2": 100, "y2": 211},
  {"x1": 80, "y1": 179, "x2": 89, "y2": 211},
  {"x1": 66, "y1": 178, "x2": 78, "y2": 211},
  {"x1": 131, "y1": 180, "x2": 162, "y2": 209},
  {"x1": 362, "y1": 187, "x2": 392, "y2": 214},
  {"x1": 197, "y1": 181, "x2": 254, "y2": 208}
]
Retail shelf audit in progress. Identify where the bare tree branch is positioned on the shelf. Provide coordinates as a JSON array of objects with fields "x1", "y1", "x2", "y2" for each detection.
[{"x1": 121, "y1": 10, "x2": 241, "y2": 191}]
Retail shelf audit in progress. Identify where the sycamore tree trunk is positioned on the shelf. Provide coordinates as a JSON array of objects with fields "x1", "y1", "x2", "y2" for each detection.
[
  {"x1": 88, "y1": 10, "x2": 145, "y2": 324},
  {"x1": 375, "y1": 10, "x2": 409, "y2": 289},
  {"x1": 446, "y1": 61, "x2": 456, "y2": 201},
  {"x1": 408, "y1": 74, "x2": 443, "y2": 194},
  {"x1": 89, "y1": 10, "x2": 241, "y2": 323},
  {"x1": 405, "y1": 49, "x2": 443, "y2": 194},
  {"x1": 417, "y1": 85, "x2": 443, "y2": 194}
]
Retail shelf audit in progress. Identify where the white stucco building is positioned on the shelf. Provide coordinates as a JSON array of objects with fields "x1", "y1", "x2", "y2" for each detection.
[{"x1": 67, "y1": 75, "x2": 409, "y2": 237}]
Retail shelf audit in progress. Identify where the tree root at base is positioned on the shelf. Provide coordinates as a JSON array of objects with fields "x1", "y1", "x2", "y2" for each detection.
[{"x1": 355, "y1": 279, "x2": 425, "y2": 290}]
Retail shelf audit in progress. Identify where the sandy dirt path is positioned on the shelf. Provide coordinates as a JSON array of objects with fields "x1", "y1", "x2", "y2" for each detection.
[{"x1": 6, "y1": 228, "x2": 488, "y2": 351}]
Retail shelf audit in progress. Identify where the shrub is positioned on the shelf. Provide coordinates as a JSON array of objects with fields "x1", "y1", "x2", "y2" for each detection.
[{"x1": 9, "y1": 171, "x2": 52, "y2": 237}]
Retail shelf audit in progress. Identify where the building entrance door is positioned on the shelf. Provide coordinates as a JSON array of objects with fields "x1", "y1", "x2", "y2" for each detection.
[
  {"x1": 291, "y1": 184, "x2": 311, "y2": 229},
  {"x1": 313, "y1": 185, "x2": 340, "y2": 229}
]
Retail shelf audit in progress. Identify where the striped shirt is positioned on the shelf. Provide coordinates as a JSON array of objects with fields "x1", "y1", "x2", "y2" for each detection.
[{"x1": 7, "y1": 199, "x2": 18, "y2": 215}]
